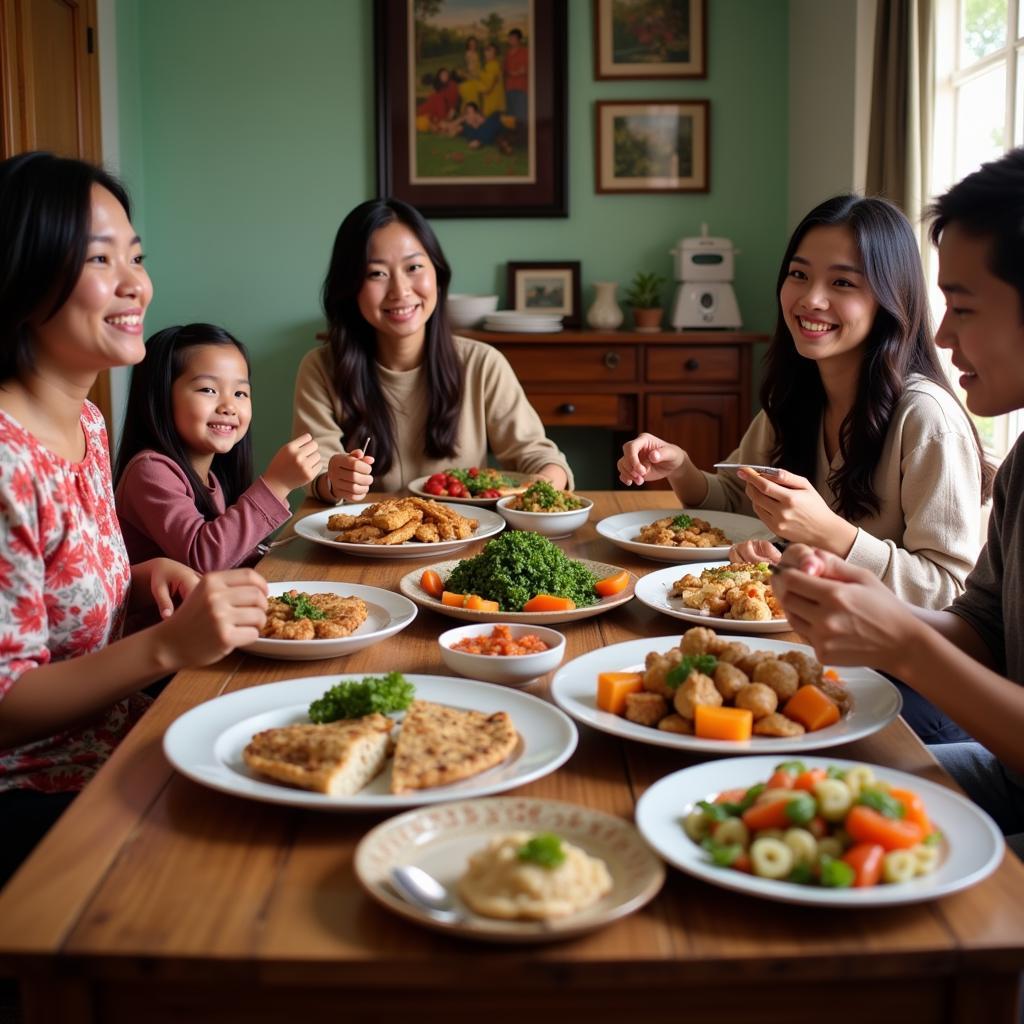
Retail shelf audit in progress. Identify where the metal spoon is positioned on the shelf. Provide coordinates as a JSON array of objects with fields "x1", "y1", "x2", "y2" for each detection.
[{"x1": 390, "y1": 865, "x2": 464, "y2": 924}]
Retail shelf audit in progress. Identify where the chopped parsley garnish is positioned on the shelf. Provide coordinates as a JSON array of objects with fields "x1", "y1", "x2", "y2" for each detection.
[
  {"x1": 308, "y1": 672, "x2": 415, "y2": 723},
  {"x1": 666, "y1": 653, "x2": 718, "y2": 689},
  {"x1": 671, "y1": 513, "x2": 694, "y2": 530},
  {"x1": 856, "y1": 788, "x2": 906, "y2": 819},
  {"x1": 279, "y1": 592, "x2": 326, "y2": 621},
  {"x1": 517, "y1": 833, "x2": 566, "y2": 868}
]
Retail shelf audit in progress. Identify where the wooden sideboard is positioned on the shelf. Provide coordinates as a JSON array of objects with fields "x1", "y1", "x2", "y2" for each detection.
[{"x1": 464, "y1": 329, "x2": 766, "y2": 472}]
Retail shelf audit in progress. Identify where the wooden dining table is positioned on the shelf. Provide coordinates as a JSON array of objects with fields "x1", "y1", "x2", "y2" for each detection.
[{"x1": 1, "y1": 491, "x2": 1023, "y2": 1024}]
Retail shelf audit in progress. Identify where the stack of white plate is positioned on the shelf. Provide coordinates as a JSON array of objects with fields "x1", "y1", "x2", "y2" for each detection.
[{"x1": 484, "y1": 310, "x2": 564, "y2": 333}]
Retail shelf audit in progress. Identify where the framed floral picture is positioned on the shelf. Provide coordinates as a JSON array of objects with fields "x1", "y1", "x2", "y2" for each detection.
[
  {"x1": 374, "y1": 0, "x2": 568, "y2": 217},
  {"x1": 507, "y1": 261, "x2": 582, "y2": 326},
  {"x1": 595, "y1": 100, "x2": 709, "y2": 193},
  {"x1": 593, "y1": 0, "x2": 706, "y2": 79}
]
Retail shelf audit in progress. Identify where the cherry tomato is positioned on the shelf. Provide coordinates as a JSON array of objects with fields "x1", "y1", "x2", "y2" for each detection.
[
  {"x1": 424, "y1": 480, "x2": 446, "y2": 495},
  {"x1": 448, "y1": 483, "x2": 467, "y2": 497},
  {"x1": 468, "y1": 466, "x2": 479, "y2": 478}
]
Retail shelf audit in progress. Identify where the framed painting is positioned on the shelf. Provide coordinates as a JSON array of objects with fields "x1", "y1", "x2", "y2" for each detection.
[
  {"x1": 595, "y1": 100, "x2": 709, "y2": 193},
  {"x1": 593, "y1": 0, "x2": 706, "y2": 79},
  {"x1": 507, "y1": 260, "x2": 581, "y2": 326},
  {"x1": 374, "y1": 0, "x2": 568, "y2": 218}
]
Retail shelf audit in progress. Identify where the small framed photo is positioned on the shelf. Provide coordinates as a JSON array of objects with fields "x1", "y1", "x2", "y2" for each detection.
[
  {"x1": 506, "y1": 261, "x2": 582, "y2": 327},
  {"x1": 594, "y1": 0, "x2": 706, "y2": 80},
  {"x1": 595, "y1": 100, "x2": 709, "y2": 193}
]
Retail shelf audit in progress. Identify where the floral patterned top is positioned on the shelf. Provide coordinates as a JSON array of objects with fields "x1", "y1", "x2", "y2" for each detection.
[{"x1": 0, "y1": 401, "x2": 149, "y2": 794}]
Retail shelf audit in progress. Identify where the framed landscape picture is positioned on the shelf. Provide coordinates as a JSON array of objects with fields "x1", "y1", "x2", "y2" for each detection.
[
  {"x1": 593, "y1": 0, "x2": 706, "y2": 80},
  {"x1": 374, "y1": 0, "x2": 568, "y2": 217},
  {"x1": 595, "y1": 100, "x2": 709, "y2": 193},
  {"x1": 507, "y1": 261, "x2": 582, "y2": 326}
]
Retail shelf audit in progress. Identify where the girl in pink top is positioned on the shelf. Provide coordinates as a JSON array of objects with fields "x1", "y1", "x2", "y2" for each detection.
[{"x1": 114, "y1": 324, "x2": 321, "y2": 573}]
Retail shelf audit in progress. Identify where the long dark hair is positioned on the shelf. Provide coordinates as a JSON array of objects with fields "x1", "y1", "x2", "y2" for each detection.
[
  {"x1": 0, "y1": 151, "x2": 132, "y2": 383},
  {"x1": 760, "y1": 194, "x2": 992, "y2": 520},
  {"x1": 114, "y1": 324, "x2": 254, "y2": 520},
  {"x1": 320, "y1": 197, "x2": 461, "y2": 478}
]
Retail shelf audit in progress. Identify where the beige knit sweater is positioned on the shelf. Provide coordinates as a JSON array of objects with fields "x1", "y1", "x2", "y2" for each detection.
[
  {"x1": 698, "y1": 376, "x2": 984, "y2": 608},
  {"x1": 292, "y1": 335, "x2": 572, "y2": 494}
]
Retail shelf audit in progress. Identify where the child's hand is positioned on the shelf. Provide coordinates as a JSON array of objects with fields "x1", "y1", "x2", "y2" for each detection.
[
  {"x1": 617, "y1": 432, "x2": 686, "y2": 486},
  {"x1": 263, "y1": 433, "x2": 323, "y2": 501},
  {"x1": 325, "y1": 447, "x2": 375, "y2": 503},
  {"x1": 728, "y1": 539, "x2": 782, "y2": 565},
  {"x1": 148, "y1": 558, "x2": 201, "y2": 619}
]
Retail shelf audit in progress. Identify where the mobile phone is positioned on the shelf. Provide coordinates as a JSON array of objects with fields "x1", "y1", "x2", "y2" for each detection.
[{"x1": 713, "y1": 463, "x2": 782, "y2": 476}]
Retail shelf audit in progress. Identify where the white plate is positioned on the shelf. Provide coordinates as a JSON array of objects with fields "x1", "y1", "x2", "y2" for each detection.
[
  {"x1": 484, "y1": 320, "x2": 563, "y2": 334},
  {"x1": 163, "y1": 674, "x2": 578, "y2": 811},
  {"x1": 243, "y1": 581, "x2": 418, "y2": 661},
  {"x1": 294, "y1": 503, "x2": 505, "y2": 558},
  {"x1": 635, "y1": 755, "x2": 1004, "y2": 907},
  {"x1": 596, "y1": 509, "x2": 775, "y2": 563},
  {"x1": 634, "y1": 562, "x2": 791, "y2": 635},
  {"x1": 550, "y1": 635, "x2": 902, "y2": 754},
  {"x1": 355, "y1": 797, "x2": 665, "y2": 942},
  {"x1": 399, "y1": 558, "x2": 636, "y2": 624},
  {"x1": 485, "y1": 310, "x2": 564, "y2": 323},
  {"x1": 407, "y1": 471, "x2": 533, "y2": 507}
]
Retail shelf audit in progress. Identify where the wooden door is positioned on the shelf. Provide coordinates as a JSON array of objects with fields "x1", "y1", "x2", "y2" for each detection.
[
  {"x1": 646, "y1": 393, "x2": 740, "y2": 473},
  {"x1": 0, "y1": 0, "x2": 112, "y2": 429}
]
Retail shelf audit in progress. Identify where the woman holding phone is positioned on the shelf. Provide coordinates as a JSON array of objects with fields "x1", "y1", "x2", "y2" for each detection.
[{"x1": 617, "y1": 194, "x2": 991, "y2": 610}]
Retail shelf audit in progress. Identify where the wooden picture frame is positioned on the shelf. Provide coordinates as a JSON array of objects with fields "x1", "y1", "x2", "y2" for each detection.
[
  {"x1": 593, "y1": 0, "x2": 706, "y2": 80},
  {"x1": 506, "y1": 260, "x2": 582, "y2": 326},
  {"x1": 595, "y1": 99, "x2": 709, "y2": 194},
  {"x1": 374, "y1": 0, "x2": 568, "y2": 218}
]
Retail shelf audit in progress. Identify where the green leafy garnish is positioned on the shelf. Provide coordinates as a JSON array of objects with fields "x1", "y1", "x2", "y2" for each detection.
[
  {"x1": 671, "y1": 513, "x2": 694, "y2": 530},
  {"x1": 279, "y1": 591, "x2": 326, "y2": 621},
  {"x1": 818, "y1": 855, "x2": 855, "y2": 888},
  {"x1": 711, "y1": 783, "x2": 766, "y2": 818},
  {"x1": 517, "y1": 833, "x2": 566, "y2": 868},
  {"x1": 308, "y1": 672, "x2": 415, "y2": 723},
  {"x1": 783, "y1": 792, "x2": 817, "y2": 826},
  {"x1": 774, "y1": 760, "x2": 807, "y2": 775},
  {"x1": 666, "y1": 653, "x2": 718, "y2": 690},
  {"x1": 701, "y1": 836, "x2": 744, "y2": 867},
  {"x1": 857, "y1": 788, "x2": 906, "y2": 819},
  {"x1": 697, "y1": 800, "x2": 734, "y2": 823}
]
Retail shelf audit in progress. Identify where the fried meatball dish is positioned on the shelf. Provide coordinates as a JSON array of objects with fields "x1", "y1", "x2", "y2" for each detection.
[
  {"x1": 670, "y1": 562, "x2": 783, "y2": 621},
  {"x1": 635, "y1": 512, "x2": 731, "y2": 548}
]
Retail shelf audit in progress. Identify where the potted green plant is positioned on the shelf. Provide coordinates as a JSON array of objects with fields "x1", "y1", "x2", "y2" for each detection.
[{"x1": 624, "y1": 271, "x2": 666, "y2": 332}]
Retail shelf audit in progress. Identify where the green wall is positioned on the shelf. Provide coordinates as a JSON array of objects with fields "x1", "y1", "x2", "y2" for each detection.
[{"x1": 116, "y1": 0, "x2": 788, "y2": 490}]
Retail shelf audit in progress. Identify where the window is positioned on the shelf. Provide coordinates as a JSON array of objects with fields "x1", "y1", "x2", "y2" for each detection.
[{"x1": 932, "y1": 0, "x2": 1024, "y2": 457}]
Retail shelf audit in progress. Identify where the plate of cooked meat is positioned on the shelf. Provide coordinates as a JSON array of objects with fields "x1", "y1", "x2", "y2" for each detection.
[
  {"x1": 294, "y1": 497, "x2": 505, "y2": 559},
  {"x1": 244, "y1": 582, "x2": 418, "y2": 660}
]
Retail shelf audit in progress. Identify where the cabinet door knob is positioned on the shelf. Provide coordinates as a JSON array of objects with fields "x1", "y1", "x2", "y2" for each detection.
[
  {"x1": 603, "y1": 350, "x2": 621, "y2": 369},
  {"x1": 558, "y1": 402, "x2": 577, "y2": 415},
  {"x1": 684, "y1": 357, "x2": 700, "y2": 371}
]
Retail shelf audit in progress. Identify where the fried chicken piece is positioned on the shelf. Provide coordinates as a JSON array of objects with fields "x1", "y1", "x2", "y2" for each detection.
[
  {"x1": 713, "y1": 661, "x2": 749, "y2": 701},
  {"x1": 379, "y1": 520, "x2": 422, "y2": 545},
  {"x1": 729, "y1": 594, "x2": 773, "y2": 621},
  {"x1": 680, "y1": 626, "x2": 719, "y2": 657},
  {"x1": 753, "y1": 659, "x2": 799, "y2": 702},
  {"x1": 336, "y1": 525, "x2": 384, "y2": 543},
  {"x1": 657, "y1": 713, "x2": 694, "y2": 735},
  {"x1": 414, "y1": 523, "x2": 441, "y2": 543},
  {"x1": 624, "y1": 691, "x2": 670, "y2": 727},
  {"x1": 643, "y1": 648, "x2": 685, "y2": 699},
  {"x1": 734, "y1": 682, "x2": 778, "y2": 720},
  {"x1": 327, "y1": 513, "x2": 359, "y2": 531},
  {"x1": 717, "y1": 641, "x2": 751, "y2": 666},
  {"x1": 753, "y1": 712, "x2": 806, "y2": 737},
  {"x1": 369, "y1": 501, "x2": 422, "y2": 532},
  {"x1": 736, "y1": 650, "x2": 774, "y2": 678},
  {"x1": 779, "y1": 650, "x2": 823, "y2": 688},
  {"x1": 261, "y1": 617, "x2": 316, "y2": 640},
  {"x1": 673, "y1": 671, "x2": 722, "y2": 720}
]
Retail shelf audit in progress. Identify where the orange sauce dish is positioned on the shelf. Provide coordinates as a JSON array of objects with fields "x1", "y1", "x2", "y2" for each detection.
[{"x1": 450, "y1": 624, "x2": 550, "y2": 657}]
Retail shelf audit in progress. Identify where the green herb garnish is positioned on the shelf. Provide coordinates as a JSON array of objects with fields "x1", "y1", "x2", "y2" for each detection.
[
  {"x1": 818, "y1": 855, "x2": 855, "y2": 888},
  {"x1": 445, "y1": 466, "x2": 514, "y2": 495},
  {"x1": 783, "y1": 792, "x2": 817, "y2": 826},
  {"x1": 517, "y1": 833, "x2": 566, "y2": 868},
  {"x1": 671, "y1": 513, "x2": 694, "y2": 530},
  {"x1": 308, "y1": 672, "x2": 415, "y2": 723},
  {"x1": 826, "y1": 765, "x2": 848, "y2": 780},
  {"x1": 701, "y1": 836, "x2": 745, "y2": 867},
  {"x1": 856, "y1": 788, "x2": 906, "y2": 819},
  {"x1": 775, "y1": 760, "x2": 807, "y2": 775},
  {"x1": 707, "y1": 782, "x2": 766, "y2": 818},
  {"x1": 923, "y1": 831, "x2": 943, "y2": 846},
  {"x1": 512, "y1": 480, "x2": 584, "y2": 512},
  {"x1": 279, "y1": 591, "x2": 326, "y2": 621},
  {"x1": 665, "y1": 653, "x2": 718, "y2": 690}
]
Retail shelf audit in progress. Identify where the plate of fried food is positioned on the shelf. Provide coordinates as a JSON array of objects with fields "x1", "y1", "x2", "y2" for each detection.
[
  {"x1": 550, "y1": 628, "x2": 902, "y2": 754},
  {"x1": 163, "y1": 672, "x2": 578, "y2": 811},
  {"x1": 595, "y1": 509, "x2": 775, "y2": 563},
  {"x1": 244, "y1": 582, "x2": 418, "y2": 661},
  {"x1": 634, "y1": 561, "x2": 791, "y2": 634},
  {"x1": 294, "y1": 497, "x2": 505, "y2": 559}
]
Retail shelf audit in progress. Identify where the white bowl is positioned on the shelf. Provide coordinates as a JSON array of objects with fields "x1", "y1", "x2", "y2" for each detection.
[
  {"x1": 438, "y1": 623, "x2": 566, "y2": 686},
  {"x1": 447, "y1": 294, "x2": 499, "y2": 329},
  {"x1": 495, "y1": 494, "x2": 593, "y2": 538}
]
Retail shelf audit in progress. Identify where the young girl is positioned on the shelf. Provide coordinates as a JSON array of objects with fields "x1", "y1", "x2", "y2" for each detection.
[
  {"x1": 0, "y1": 153, "x2": 267, "y2": 884},
  {"x1": 115, "y1": 323, "x2": 322, "y2": 573},
  {"x1": 292, "y1": 197, "x2": 571, "y2": 502},
  {"x1": 618, "y1": 194, "x2": 992, "y2": 610}
]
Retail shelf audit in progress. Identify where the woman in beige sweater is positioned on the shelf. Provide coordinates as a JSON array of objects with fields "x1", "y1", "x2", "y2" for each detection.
[
  {"x1": 294, "y1": 198, "x2": 571, "y2": 502},
  {"x1": 618, "y1": 195, "x2": 992, "y2": 609}
]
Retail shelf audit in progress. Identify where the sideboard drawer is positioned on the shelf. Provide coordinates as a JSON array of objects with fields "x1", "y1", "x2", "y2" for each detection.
[
  {"x1": 646, "y1": 346, "x2": 740, "y2": 384},
  {"x1": 529, "y1": 393, "x2": 634, "y2": 428},
  {"x1": 497, "y1": 345, "x2": 637, "y2": 382}
]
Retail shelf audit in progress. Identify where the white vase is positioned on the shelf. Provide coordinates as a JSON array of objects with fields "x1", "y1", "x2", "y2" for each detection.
[{"x1": 586, "y1": 281, "x2": 623, "y2": 330}]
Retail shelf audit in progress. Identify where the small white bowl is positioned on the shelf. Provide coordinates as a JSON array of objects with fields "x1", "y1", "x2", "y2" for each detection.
[
  {"x1": 495, "y1": 494, "x2": 593, "y2": 538},
  {"x1": 447, "y1": 293, "x2": 499, "y2": 329},
  {"x1": 438, "y1": 623, "x2": 566, "y2": 686}
]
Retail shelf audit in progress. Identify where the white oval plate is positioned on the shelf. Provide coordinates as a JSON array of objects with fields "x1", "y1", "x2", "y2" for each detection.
[
  {"x1": 407, "y1": 471, "x2": 533, "y2": 507},
  {"x1": 596, "y1": 509, "x2": 775, "y2": 563},
  {"x1": 163, "y1": 674, "x2": 577, "y2": 811},
  {"x1": 635, "y1": 755, "x2": 1004, "y2": 907},
  {"x1": 550, "y1": 635, "x2": 902, "y2": 754},
  {"x1": 634, "y1": 562, "x2": 791, "y2": 635},
  {"x1": 483, "y1": 321, "x2": 564, "y2": 334},
  {"x1": 243, "y1": 581, "x2": 417, "y2": 661},
  {"x1": 399, "y1": 558, "x2": 635, "y2": 624},
  {"x1": 355, "y1": 797, "x2": 664, "y2": 942},
  {"x1": 294, "y1": 502, "x2": 504, "y2": 559}
]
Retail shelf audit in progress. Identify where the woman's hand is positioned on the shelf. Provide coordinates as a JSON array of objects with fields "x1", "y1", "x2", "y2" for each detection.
[
  {"x1": 263, "y1": 433, "x2": 323, "y2": 502},
  {"x1": 156, "y1": 569, "x2": 268, "y2": 669},
  {"x1": 617, "y1": 433, "x2": 687, "y2": 486},
  {"x1": 147, "y1": 558, "x2": 201, "y2": 619},
  {"x1": 325, "y1": 447, "x2": 375, "y2": 503},
  {"x1": 729, "y1": 539, "x2": 782, "y2": 565},
  {"x1": 738, "y1": 467, "x2": 858, "y2": 555}
]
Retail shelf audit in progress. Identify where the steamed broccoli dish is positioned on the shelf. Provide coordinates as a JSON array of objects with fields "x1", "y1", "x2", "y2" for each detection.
[{"x1": 445, "y1": 532, "x2": 598, "y2": 612}]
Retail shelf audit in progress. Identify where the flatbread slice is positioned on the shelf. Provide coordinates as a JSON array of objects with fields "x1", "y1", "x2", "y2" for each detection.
[
  {"x1": 390, "y1": 700, "x2": 519, "y2": 794},
  {"x1": 243, "y1": 714, "x2": 392, "y2": 796}
]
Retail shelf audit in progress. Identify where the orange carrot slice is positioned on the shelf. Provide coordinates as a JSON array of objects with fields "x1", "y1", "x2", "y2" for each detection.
[
  {"x1": 783, "y1": 685, "x2": 840, "y2": 732},
  {"x1": 465, "y1": 595, "x2": 500, "y2": 613},
  {"x1": 596, "y1": 672, "x2": 644, "y2": 715},
  {"x1": 521, "y1": 594, "x2": 576, "y2": 613},
  {"x1": 594, "y1": 570, "x2": 629, "y2": 597},
  {"x1": 441, "y1": 591, "x2": 466, "y2": 607},
  {"x1": 694, "y1": 704, "x2": 753, "y2": 741}
]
